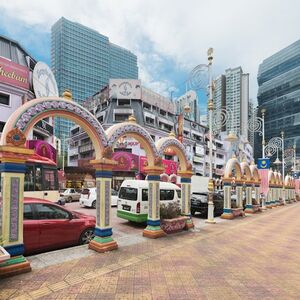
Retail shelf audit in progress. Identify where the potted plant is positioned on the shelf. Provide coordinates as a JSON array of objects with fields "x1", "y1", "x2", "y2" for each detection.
[
  {"x1": 160, "y1": 202, "x2": 189, "y2": 234},
  {"x1": 252, "y1": 199, "x2": 261, "y2": 212},
  {"x1": 231, "y1": 201, "x2": 244, "y2": 218}
]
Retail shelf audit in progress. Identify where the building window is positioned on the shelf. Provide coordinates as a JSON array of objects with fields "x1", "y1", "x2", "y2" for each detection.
[
  {"x1": 115, "y1": 114, "x2": 130, "y2": 122},
  {"x1": 145, "y1": 116, "x2": 154, "y2": 125},
  {"x1": 0, "y1": 121, "x2": 5, "y2": 132},
  {"x1": 0, "y1": 93, "x2": 10, "y2": 106},
  {"x1": 118, "y1": 99, "x2": 131, "y2": 106}
]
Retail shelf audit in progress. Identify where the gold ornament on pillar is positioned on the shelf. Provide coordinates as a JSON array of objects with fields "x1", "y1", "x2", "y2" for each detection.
[
  {"x1": 6, "y1": 128, "x2": 26, "y2": 147},
  {"x1": 63, "y1": 89, "x2": 72, "y2": 100}
]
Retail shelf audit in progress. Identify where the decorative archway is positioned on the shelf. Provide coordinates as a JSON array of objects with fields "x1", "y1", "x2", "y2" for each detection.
[
  {"x1": 0, "y1": 97, "x2": 116, "y2": 278},
  {"x1": 250, "y1": 163, "x2": 261, "y2": 208},
  {"x1": 106, "y1": 116, "x2": 166, "y2": 238},
  {"x1": 156, "y1": 133, "x2": 194, "y2": 229},
  {"x1": 0, "y1": 98, "x2": 108, "y2": 157},
  {"x1": 274, "y1": 171, "x2": 282, "y2": 206},
  {"x1": 221, "y1": 157, "x2": 243, "y2": 219},
  {"x1": 267, "y1": 170, "x2": 276, "y2": 208}
]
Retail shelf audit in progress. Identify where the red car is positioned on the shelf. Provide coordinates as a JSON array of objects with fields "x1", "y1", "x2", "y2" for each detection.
[{"x1": 23, "y1": 198, "x2": 96, "y2": 255}]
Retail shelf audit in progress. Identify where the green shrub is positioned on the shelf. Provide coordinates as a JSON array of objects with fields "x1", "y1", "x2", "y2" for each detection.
[{"x1": 160, "y1": 202, "x2": 181, "y2": 219}]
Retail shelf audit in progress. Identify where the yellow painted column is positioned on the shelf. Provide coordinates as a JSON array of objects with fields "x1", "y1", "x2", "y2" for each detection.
[
  {"x1": 143, "y1": 166, "x2": 166, "y2": 238},
  {"x1": 245, "y1": 185, "x2": 254, "y2": 213},
  {"x1": 221, "y1": 181, "x2": 234, "y2": 219},
  {"x1": 267, "y1": 186, "x2": 273, "y2": 208},
  {"x1": 236, "y1": 184, "x2": 244, "y2": 209},
  {"x1": 89, "y1": 161, "x2": 118, "y2": 253},
  {"x1": 178, "y1": 171, "x2": 194, "y2": 229},
  {"x1": 0, "y1": 146, "x2": 33, "y2": 278}
]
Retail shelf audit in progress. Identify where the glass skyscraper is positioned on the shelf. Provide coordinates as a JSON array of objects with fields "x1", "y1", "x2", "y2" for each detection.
[
  {"x1": 257, "y1": 39, "x2": 300, "y2": 159},
  {"x1": 51, "y1": 17, "x2": 138, "y2": 142}
]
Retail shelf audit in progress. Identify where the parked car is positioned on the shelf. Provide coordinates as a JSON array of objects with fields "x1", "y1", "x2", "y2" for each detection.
[
  {"x1": 190, "y1": 192, "x2": 224, "y2": 217},
  {"x1": 23, "y1": 198, "x2": 95, "y2": 255},
  {"x1": 60, "y1": 188, "x2": 81, "y2": 203},
  {"x1": 79, "y1": 187, "x2": 118, "y2": 208}
]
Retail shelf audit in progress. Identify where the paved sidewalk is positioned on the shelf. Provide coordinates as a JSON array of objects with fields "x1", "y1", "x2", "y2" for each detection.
[{"x1": 1, "y1": 203, "x2": 300, "y2": 299}]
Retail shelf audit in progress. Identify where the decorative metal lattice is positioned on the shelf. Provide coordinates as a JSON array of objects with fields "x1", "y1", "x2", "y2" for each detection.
[
  {"x1": 247, "y1": 116, "x2": 263, "y2": 136},
  {"x1": 212, "y1": 108, "x2": 232, "y2": 135},
  {"x1": 188, "y1": 64, "x2": 208, "y2": 90},
  {"x1": 265, "y1": 137, "x2": 283, "y2": 157}
]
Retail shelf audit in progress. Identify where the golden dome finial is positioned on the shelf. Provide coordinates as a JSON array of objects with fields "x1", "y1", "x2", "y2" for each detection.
[
  {"x1": 63, "y1": 89, "x2": 72, "y2": 100},
  {"x1": 169, "y1": 131, "x2": 176, "y2": 138},
  {"x1": 128, "y1": 115, "x2": 136, "y2": 123}
]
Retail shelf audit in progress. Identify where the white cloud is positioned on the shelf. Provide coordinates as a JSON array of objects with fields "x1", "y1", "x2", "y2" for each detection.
[{"x1": 1, "y1": 0, "x2": 300, "y2": 99}]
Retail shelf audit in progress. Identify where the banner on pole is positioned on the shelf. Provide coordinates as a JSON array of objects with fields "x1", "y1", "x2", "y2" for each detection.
[{"x1": 257, "y1": 158, "x2": 270, "y2": 169}]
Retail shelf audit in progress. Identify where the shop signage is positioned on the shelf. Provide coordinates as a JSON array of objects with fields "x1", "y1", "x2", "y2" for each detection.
[
  {"x1": 109, "y1": 79, "x2": 141, "y2": 100},
  {"x1": 27, "y1": 140, "x2": 56, "y2": 162},
  {"x1": 139, "y1": 156, "x2": 177, "y2": 175},
  {"x1": 112, "y1": 152, "x2": 139, "y2": 172},
  {"x1": 0, "y1": 56, "x2": 29, "y2": 89}
]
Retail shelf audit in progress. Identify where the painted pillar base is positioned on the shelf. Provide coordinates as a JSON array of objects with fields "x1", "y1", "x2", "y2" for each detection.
[
  {"x1": 185, "y1": 217, "x2": 195, "y2": 229},
  {"x1": 143, "y1": 225, "x2": 166, "y2": 238},
  {"x1": 0, "y1": 256, "x2": 31, "y2": 278},
  {"x1": 220, "y1": 212, "x2": 234, "y2": 220},
  {"x1": 89, "y1": 236, "x2": 118, "y2": 253},
  {"x1": 266, "y1": 202, "x2": 272, "y2": 209},
  {"x1": 89, "y1": 228, "x2": 118, "y2": 253},
  {"x1": 244, "y1": 205, "x2": 255, "y2": 214}
]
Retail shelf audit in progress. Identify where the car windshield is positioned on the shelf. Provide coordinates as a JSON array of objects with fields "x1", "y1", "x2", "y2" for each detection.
[{"x1": 82, "y1": 189, "x2": 90, "y2": 195}]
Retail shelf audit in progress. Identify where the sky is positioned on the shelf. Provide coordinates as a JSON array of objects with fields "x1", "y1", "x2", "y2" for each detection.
[{"x1": 0, "y1": 0, "x2": 299, "y2": 115}]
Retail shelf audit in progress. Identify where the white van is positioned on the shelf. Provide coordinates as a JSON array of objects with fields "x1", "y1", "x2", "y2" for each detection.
[{"x1": 117, "y1": 180, "x2": 181, "y2": 223}]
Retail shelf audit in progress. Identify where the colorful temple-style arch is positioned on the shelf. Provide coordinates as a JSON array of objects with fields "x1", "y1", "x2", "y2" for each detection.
[
  {"x1": 221, "y1": 157, "x2": 243, "y2": 219},
  {"x1": 0, "y1": 96, "x2": 116, "y2": 278},
  {"x1": 106, "y1": 116, "x2": 177, "y2": 238},
  {"x1": 250, "y1": 163, "x2": 262, "y2": 209},
  {"x1": 156, "y1": 133, "x2": 194, "y2": 229}
]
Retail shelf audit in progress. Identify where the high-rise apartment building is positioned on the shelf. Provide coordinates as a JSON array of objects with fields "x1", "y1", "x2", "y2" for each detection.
[
  {"x1": 213, "y1": 67, "x2": 249, "y2": 139},
  {"x1": 225, "y1": 67, "x2": 249, "y2": 138},
  {"x1": 176, "y1": 90, "x2": 200, "y2": 123},
  {"x1": 257, "y1": 39, "x2": 300, "y2": 159},
  {"x1": 51, "y1": 17, "x2": 138, "y2": 142}
]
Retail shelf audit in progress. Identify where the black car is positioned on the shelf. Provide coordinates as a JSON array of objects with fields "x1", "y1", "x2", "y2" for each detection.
[{"x1": 190, "y1": 192, "x2": 224, "y2": 217}]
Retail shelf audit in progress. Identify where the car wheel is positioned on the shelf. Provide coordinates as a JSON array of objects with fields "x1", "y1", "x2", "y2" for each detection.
[
  {"x1": 92, "y1": 200, "x2": 96, "y2": 209},
  {"x1": 79, "y1": 228, "x2": 95, "y2": 244},
  {"x1": 67, "y1": 196, "x2": 72, "y2": 203},
  {"x1": 191, "y1": 208, "x2": 196, "y2": 216}
]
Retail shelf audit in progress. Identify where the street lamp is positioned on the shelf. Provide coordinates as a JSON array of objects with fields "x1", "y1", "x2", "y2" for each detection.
[
  {"x1": 248, "y1": 108, "x2": 266, "y2": 158},
  {"x1": 206, "y1": 47, "x2": 216, "y2": 224},
  {"x1": 265, "y1": 131, "x2": 285, "y2": 203}
]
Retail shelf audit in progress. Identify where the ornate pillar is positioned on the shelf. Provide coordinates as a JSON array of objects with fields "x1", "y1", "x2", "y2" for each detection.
[
  {"x1": 236, "y1": 183, "x2": 244, "y2": 209},
  {"x1": 266, "y1": 187, "x2": 272, "y2": 208},
  {"x1": 221, "y1": 181, "x2": 233, "y2": 219},
  {"x1": 0, "y1": 146, "x2": 33, "y2": 278},
  {"x1": 273, "y1": 187, "x2": 278, "y2": 206},
  {"x1": 89, "y1": 160, "x2": 118, "y2": 253},
  {"x1": 276, "y1": 187, "x2": 280, "y2": 205},
  {"x1": 178, "y1": 171, "x2": 194, "y2": 229},
  {"x1": 255, "y1": 184, "x2": 260, "y2": 205},
  {"x1": 244, "y1": 184, "x2": 254, "y2": 213},
  {"x1": 278, "y1": 186, "x2": 282, "y2": 204},
  {"x1": 270, "y1": 187, "x2": 276, "y2": 207},
  {"x1": 143, "y1": 165, "x2": 166, "y2": 238}
]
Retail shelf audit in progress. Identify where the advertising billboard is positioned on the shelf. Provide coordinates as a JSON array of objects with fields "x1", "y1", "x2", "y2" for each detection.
[{"x1": 0, "y1": 56, "x2": 29, "y2": 89}]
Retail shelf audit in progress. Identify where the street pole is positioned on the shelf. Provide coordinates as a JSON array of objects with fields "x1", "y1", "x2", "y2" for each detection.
[
  {"x1": 281, "y1": 131, "x2": 285, "y2": 204},
  {"x1": 261, "y1": 108, "x2": 266, "y2": 158},
  {"x1": 294, "y1": 143, "x2": 296, "y2": 173},
  {"x1": 62, "y1": 138, "x2": 65, "y2": 172},
  {"x1": 206, "y1": 47, "x2": 215, "y2": 224}
]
